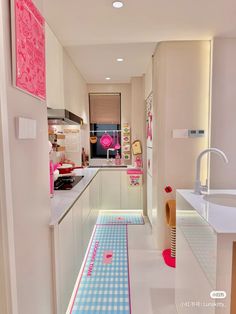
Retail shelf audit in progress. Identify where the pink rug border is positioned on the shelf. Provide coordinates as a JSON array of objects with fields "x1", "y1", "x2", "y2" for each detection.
[{"x1": 96, "y1": 214, "x2": 145, "y2": 226}]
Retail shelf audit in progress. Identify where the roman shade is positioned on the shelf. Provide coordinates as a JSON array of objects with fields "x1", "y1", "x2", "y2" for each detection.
[{"x1": 89, "y1": 94, "x2": 121, "y2": 124}]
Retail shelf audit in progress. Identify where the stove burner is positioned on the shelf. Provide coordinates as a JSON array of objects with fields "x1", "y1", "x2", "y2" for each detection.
[{"x1": 54, "y1": 175, "x2": 84, "y2": 190}]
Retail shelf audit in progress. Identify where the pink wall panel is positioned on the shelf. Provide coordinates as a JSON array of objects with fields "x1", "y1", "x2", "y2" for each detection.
[{"x1": 15, "y1": 0, "x2": 46, "y2": 100}]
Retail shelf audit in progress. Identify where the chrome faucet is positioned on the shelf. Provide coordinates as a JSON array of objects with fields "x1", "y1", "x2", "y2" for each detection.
[
  {"x1": 194, "y1": 148, "x2": 228, "y2": 194},
  {"x1": 107, "y1": 148, "x2": 115, "y2": 162}
]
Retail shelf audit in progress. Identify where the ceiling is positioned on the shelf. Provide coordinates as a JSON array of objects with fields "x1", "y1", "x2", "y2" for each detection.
[
  {"x1": 65, "y1": 43, "x2": 156, "y2": 83},
  {"x1": 43, "y1": 0, "x2": 236, "y2": 83}
]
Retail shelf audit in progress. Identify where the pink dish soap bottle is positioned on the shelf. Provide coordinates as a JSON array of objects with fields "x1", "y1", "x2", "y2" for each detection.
[{"x1": 115, "y1": 151, "x2": 121, "y2": 166}]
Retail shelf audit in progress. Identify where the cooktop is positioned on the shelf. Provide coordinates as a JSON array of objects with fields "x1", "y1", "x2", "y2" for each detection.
[{"x1": 54, "y1": 175, "x2": 84, "y2": 190}]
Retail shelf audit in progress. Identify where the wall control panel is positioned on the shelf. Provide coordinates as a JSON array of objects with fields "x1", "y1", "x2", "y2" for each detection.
[
  {"x1": 188, "y1": 129, "x2": 205, "y2": 138},
  {"x1": 172, "y1": 129, "x2": 205, "y2": 139}
]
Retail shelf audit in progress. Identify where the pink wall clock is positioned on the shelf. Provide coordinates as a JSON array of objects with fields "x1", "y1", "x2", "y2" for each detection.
[{"x1": 13, "y1": 0, "x2": 46, "y2": 100}]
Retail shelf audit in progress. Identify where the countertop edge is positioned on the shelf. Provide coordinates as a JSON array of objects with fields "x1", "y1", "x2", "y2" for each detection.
[
  {"x1": 50, "y1": 166, "x2": 132, "y2": 227},
  {"x1": 50, "y1": 168, "x2": 99, "y2": 227},
  {"x1": 176, "y1": 189, "x2": 236, "y2": 234}
]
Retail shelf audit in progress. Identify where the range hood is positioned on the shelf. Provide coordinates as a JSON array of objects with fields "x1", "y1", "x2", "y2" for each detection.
[{"x1": 47, "y1": 109, "x2": 83, "y2": 125}]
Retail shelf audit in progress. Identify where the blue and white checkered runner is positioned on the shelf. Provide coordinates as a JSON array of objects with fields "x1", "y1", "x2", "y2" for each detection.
[
  {"x1": 96, "y1": 213, "x2": 144, "y2": 225},
  {"x1": 70, "y1": 225, "x2": 131, "y2": 314}
]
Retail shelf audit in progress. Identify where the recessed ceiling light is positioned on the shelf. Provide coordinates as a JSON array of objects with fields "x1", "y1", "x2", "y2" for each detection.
[
  {"x1": 106, "y1": 77, "x2": 111, "y2": 80},
  {"x1": 112, "y1": 1, "x2": 124, "y2": 9},
  {"x1": 117, "y1": 58, "x2": 124, "y2": 62}
]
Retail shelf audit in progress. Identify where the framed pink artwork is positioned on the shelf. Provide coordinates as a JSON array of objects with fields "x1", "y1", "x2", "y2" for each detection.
[{"x1": 12, "y1": 0, "x2": 46, "y2": 100}]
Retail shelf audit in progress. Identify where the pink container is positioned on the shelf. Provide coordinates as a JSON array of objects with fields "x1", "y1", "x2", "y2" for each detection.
[{"x1": 127, "y1": 169, "x2": 143, "y2": 175}]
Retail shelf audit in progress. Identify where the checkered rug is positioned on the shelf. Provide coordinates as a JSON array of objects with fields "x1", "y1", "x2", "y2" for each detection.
[
  {"x1": 96, "y1": 213, "x2": 144, "y2": 225},
  {"x1": 70, "y1": 225, "x2": 131, "y2": 314}
]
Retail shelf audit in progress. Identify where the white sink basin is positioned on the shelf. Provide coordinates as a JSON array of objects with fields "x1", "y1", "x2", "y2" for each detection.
[{"x1": 203, "y1": 194, "x2": 236, "y2": 207}]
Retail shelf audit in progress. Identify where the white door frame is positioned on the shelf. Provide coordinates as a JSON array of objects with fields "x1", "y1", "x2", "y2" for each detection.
[{"x1": 0, "y1": 0, "x2": 18, "y2": 313}]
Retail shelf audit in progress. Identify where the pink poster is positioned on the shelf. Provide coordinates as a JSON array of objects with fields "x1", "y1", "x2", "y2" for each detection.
[{"x1": 14, "y1": 0, "x2": 46, "y2": 100}]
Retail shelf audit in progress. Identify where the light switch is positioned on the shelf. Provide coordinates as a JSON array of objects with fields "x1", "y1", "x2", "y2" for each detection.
[
  {"x1": 172, "y1": 129, "x2": 189, "y2": 138},
  {"x1": 16, "y1": 117, "x2": 37, "y2": 139}
]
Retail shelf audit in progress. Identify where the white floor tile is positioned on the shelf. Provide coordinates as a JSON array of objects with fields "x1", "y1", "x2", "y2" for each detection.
[{"x1": 128, "y1": 221, "x2": 177, "y2": 314}]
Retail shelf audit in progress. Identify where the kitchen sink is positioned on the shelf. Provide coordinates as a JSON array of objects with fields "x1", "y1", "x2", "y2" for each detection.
[{"x1": 203, "y1": 193, "x2": 236, "y2": 207}]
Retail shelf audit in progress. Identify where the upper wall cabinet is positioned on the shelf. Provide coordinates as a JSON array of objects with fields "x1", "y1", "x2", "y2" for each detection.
[
  {"x1": 45, "y1": 24, "x2": 65, "y2": 109},
  {"x1": 63, "y1": 51, "x2": 88, "y2": 117}
]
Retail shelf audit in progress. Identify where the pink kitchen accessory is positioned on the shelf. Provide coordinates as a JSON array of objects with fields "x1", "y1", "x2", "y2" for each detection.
[
  {"x1": 103, "y1": 251, "x2": 113, "y2": 264},
  {"x1": 134, "y1": 155, "x2": 143, "y2": 168},
  {"x1": 100, "y1": 133, "x2": 113, "y2": 149},
  {"x1": 127, "y1": 169, "x2": 143, "y2": 175},
  {"x1": 114, "y1": 131, "x2": 121, "y2": 150},
  {"x1": 14, "y1": 0, "x2": 46, "y2": 100},
  {"x1": 147, "y1": 112, "x2": 153, "y2": 140},
  {"x1": 128, "y1": 175, "x2": 142, "y2": 186}
]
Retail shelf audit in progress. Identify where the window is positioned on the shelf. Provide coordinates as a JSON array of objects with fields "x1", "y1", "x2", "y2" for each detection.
[{"x1": 89, "y1": 93, "x2": 121, "y2": 159}]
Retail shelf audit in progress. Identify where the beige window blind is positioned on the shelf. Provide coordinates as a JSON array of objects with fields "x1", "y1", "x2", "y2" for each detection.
[{"x1": 89, "y1": 94, "x2": 121, "y2": 124}]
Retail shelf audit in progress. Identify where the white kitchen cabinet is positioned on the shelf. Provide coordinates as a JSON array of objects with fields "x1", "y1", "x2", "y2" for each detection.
[
  {"x1": 89, "y1": 172, "x2": 101, "y2": 211},
  {"x1": 53, "y1": 174, "x2": 101, "y2": 314},
  {"x1": 121, "y1": 172, "x2": 143, "y2": 210},
  {"x1": 100, "y1": 170, "x2": 143, "y2": 210},
  {"x1": 58, "y1": 210, "x2": 75, "y2": 314},
  {"x1": 101, "y1": 170, "x2": 121, "y2": 209},
  {"x1": 81, "y1": 187, "x2": 91, "y2": 254},
  {"x1": 72, "y1": 198, "x2": 83, "y2": 276},
  {"x1": 45, "y1": 24, "x2": 64, "y2": 109},
  {"x1": 81, "y1": 186, "x2": 90, "y2": 223}
]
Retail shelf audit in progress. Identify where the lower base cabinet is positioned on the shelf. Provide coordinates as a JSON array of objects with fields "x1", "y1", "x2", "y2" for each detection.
[
  {"x1": 121, "y1": 172, "x2": 143, "y2": 209},
  {"x1": 73, "y1": 198, "x2": 83, "y2": 276},
  {"x1": 54, "y1": 176, "x2": 100, "y2": 314},
  {"x1": 100, "y1": 170, "x2": 121, "y2": 209},
  {"x1": 100, "y1": 170, "x2": 143, "y2": 210},
  {"x1": 53, "y1": 169, "x2": 143, "y2": 313},
  {"x1": 58, "y1": 210, "x2": 75, "y2": 314}
]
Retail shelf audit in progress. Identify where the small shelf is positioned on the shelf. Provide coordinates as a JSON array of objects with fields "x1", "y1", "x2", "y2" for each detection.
[
  {"x1": 54, "y1": 146, "x2": 65, "y2": 152},
  {"x1": 49, "y1": 133, "x2": 65, "y2": 140}
]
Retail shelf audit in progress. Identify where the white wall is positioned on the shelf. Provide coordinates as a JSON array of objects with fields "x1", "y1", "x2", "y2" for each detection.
[
  {"x1": 144, "y1": 58, "x2": 153, "y2": 100},
  {"x1": 130, "y1": 77, "x2": 147, "y2": 213},
  {"x1": 210, "y1": 38, "x2": 236, "y2": 189},
  {"x1": 0, "y1": 0, "x2": 54, "y2": 313},
  {"x1": 152, "y1": 41, "x2": 211, "y2": 250},
  {"x1": 131, "y1": 77, "x2": 145, "y2": 144}
]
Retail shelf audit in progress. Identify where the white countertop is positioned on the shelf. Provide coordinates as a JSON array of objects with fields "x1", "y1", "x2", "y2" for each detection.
[
  {"x1": 50, "y1": 166, "x2": 130, "y2": 226},
  {"x1": 177, "y1": 189, "x2": 236, "y2": 234}
]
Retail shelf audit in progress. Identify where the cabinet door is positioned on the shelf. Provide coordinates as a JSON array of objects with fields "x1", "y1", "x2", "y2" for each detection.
[
  {"x1": 72, "y1": 198, "x2": 83, "y2": 275},
  {"x1": 121, "y1": 172, "x2": 143, "y2": 209},
  {"x1": 101, "y1": 171, "x2": 121, "y2": 209},
  {"x1": 80, "y1": 188, "x2": 91, "y2": 254},
  {"x1": 89, "y1": 173, "x2": 101, "y2": 211},
  {"x1": 58, "y1": 211, "x2": 74, "y2": 314},
  {"x1": 81, "y1": 186, "x2": 90, "y2": 223},
  {"x1": 45, "y1": 24, "x2": 64, "y2": 109}
]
